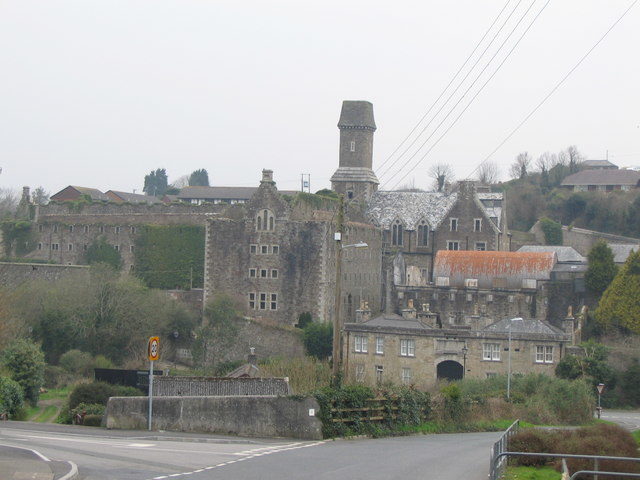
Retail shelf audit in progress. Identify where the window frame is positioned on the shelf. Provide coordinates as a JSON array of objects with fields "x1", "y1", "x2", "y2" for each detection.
[
  {"x1": 354, "y1": 335, "x2": 368, "y2": 353},
  {"x1": 447, "y1": 241, "x2": 460, "y2": 251},
  {"x1": 535, "y1": 345, "x2": 553, "y2": 364},
  {"x1": 482, "y1": 343, "x2": 501, "y2": 361},
  {"x1": 450, "y1": 218, "x2": 458, "y2": 231},
  {"x1": 375, "y1": 336, "x2": 384, "y2": 355},
  {"x1": 474, "y1": 218, "x2": 482, "y2": 232},
  {"x1": 400, "y1": 338, "x2": 415, "y2": 357}
]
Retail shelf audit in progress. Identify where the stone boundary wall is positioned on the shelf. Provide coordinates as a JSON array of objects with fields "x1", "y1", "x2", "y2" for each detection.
[
  {"x1": 38, "y1": 202, "x2": 224, "y2": 217},
  {"x1": 104, "y1": 395, "x2": 323, "y2": 440},
  {"x1": 0, "y1": 262, "x2": 89, "y2": 287},
  {"x1": 530, "y1": 222, "x2": 640, "y2": 255},
  {"x1": 154, "y1": 376, "x2": 291, "y2": 396}
]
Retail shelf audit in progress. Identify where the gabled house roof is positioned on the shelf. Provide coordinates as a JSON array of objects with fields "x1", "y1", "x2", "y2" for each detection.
[
  {"x1": 483, "y1": 317, "x2": 564, "y2": 335},
  {"x1": 609, "y1": 244, "x2": 639, "y2": 263},
  {"x1": 517, "y1": 245, "x2": 586, "y2": 263},
  {"x1": 582, "y1": 159, "x2": 617, "y2": 169},
  {"x1": 105, "y1": 190, "x2": 162, "y2": 204},
  {"x1": 561, "y1": 169, "x2": 640, "y2": 187},
  {"x1": 366, "y1": 191, "x2": 458, "y2": 230},
  {"x1": 433, "y1": 250, "x2": 556, "y2": 288},
  {"x1": 50, "y1": 186, "x2": 111, "y2": 202}
]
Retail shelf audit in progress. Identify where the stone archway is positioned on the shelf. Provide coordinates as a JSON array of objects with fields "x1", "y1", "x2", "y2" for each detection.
[{"x1": 437, "y1": 360, "x2": 463, "y2": 381}]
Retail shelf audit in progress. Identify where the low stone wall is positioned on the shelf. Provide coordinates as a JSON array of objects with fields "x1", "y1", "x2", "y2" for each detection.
[
  {"x1": 104, "y1": 395, "x2": 322, "y2": 440},
  {"x1": 154, "y1": 376, "x2": 291, "y2": 396}
]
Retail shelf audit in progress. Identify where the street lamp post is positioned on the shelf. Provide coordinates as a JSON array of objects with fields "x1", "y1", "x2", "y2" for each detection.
[
  {"x1": 506, "y1": 317, "x2": 523, "y2": 401},
  {"x1": 462, "y1": 344, "x2": 468, "y2": 378},
  {"x1": 332, "y1": 234, "x2": 368, "y2": 381}
]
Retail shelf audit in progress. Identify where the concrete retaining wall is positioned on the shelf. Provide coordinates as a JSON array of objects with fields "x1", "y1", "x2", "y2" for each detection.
[{"x1": 104, "y1": 395, "x2": 323, "y2": 440}]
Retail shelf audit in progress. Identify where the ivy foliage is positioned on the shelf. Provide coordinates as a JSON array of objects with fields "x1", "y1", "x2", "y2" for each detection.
[
  {"x1": 314, "y1": 384, "x2": 431, "y2": 438},
  {"x1": 595, "y1": 249, "x2": 640, "y2": 333},
  {"x1": 0, "y1": 220, "x2": 35, "y2": 256},
  {"x1": 539, "y1": 217, "x2": 563, "y2": 245},
  {"x1": 192, "y1": 294, "x2": 241, "y2": 368},
  {"x1": 85, "y1": 236, "x2": 122, "y2": 270},
  {"x1": 1, "y1": 339, "x2": 45, "y2": 405},
  {"x1": 585, "y1": 241, "x2": 618, "y2": 297},
  {"x1": 134, "y1": 225, "x2": 204, "y2": 289}
]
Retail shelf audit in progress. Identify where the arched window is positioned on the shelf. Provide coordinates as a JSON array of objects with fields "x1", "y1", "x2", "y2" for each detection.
[
  {"x1": 392, "y1": 220, "x2": 403, "y2": 246},
  {"x1": 256, "y1": 209, "x2": 275, "y2": 232},
  {"x1": 417, "y1": 220, "x2": 429, "y2": 247}
]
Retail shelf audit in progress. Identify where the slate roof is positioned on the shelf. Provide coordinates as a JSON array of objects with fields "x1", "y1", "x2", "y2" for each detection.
[
  {"x1": 357, "y1": 313, "x2": 434, "y2": 331},
  {"x1": 105, "y1": 190, "x2": 162, "y2": 204},
  {"x1": 582, "y1": 159, "x2": 617, "y2": 169},
  {"x1": 50, "y1": 186, "x2": 111, "y2": 202},
  {"x1": 366, "y1": 191, "x2": 458, "y2": 230},
  {"x1": 561, "y1": 169, "x2": 640, "y2": 186},
  {"x1": 609, "y1": 244, "x2": 639, "y2": 263},
  {"x1": 178, "y1": 186, "x2": 299, "y2": 201},
  {"x1": 517, "y1": 245, "x2": 586, "y2": 263},
  {"x1": 483, "y1": 317, "x2": 564, "y2": 335},
  {"x1": 338, "y1": 100, "x2": 376, "y2": 130}
]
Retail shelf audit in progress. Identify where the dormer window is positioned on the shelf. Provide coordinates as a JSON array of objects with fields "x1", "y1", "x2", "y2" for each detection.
[
  {"x1": 392, "y1": 220, "x2": 404, "y2": 246},
  {"x1": 256, "y1": 209, "x2": 275, "y2": 231}
]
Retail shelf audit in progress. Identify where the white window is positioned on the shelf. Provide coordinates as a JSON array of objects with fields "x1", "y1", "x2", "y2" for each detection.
[
  {"x1": 400, "y1": 339, "x2": 415, "y2": 357},
  {"x1": 270, "y1": 293, "x2": 277, "y2": 310},
  {"x1": 474, "y1": 218, "x2": 482, "y2": 232},
  {"x1": 402, "y1": 367, "x2": 412, "y2": 384},
  {"x1": 447, "y1": 241, "x2": 459, "y2": 251},
  {"x1": 261, "y1": 245, "x2": 268, "y2": 254},
  {"x1": 260, "y1": 269, "x2": 268, "y2": 278},
  {"x1": 350, "y1": 140, "x2": 356, "y2": 152},
  {"x1": 375, "y1": 336, "x2": 384, "y2": 354},
  {"x1": 475, "y1": 242, "x2": 486, "y2": 251},
  {"x1": 248, "y1": 292, "x2": 256, "y2": 309},
  {"x1": 51, "y1": 243, "x2": 59, "y2": 251},
  {"x1": 249, "y1": 268, "x2": 257, "y2": 278},
  {"x1": 355, "y1": 364, "x2": 365, "y2": 382},
  {"x1": 450, "y1": 218, "x2": 458, "y2": 231},
  {"x1": 483, "y1": 343, "x2": 501, "y2": 361},
  {"x1": 535, "y1": 345, "x2": 553, "y2": 364},
  {"x1": 113, "y1": 245, "x2": 120, "y2": 251},
  {"x1": 271, "y1": 269, "x2": 278, "y2": 279},
  {"x1": 375, "y1": 365, "x2": 384, "y2": 383},
  {"x1": 250, "y1": 244, "x2": 257, "y2": 254},
  {"x1": 272, "y1": 245, "x2": 279, "y2": 254},
  {"x1": 355, "y1": 335, "x2": 368, "y2": 353}
]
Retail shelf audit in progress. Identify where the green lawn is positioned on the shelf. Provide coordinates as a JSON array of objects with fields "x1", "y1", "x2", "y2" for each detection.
[
  {"x1": 633, "y1": 430, "x2": 640, "y2": 445},
  {"x1": 504, "y1": 466, "x2": 561, "y2": 480},
  {"x1": 23, "y1": 387, "x2": 70, "y2": 422}
]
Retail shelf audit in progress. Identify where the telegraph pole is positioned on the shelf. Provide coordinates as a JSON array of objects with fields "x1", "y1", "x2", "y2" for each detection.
[{"x1": 332, "y1": 194, "x2": 345, "y2": 381}]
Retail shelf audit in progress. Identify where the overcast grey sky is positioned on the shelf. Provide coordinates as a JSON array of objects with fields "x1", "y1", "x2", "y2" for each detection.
[{"x1": 1, "y1": 0, "x2": 638, "y2": 196}]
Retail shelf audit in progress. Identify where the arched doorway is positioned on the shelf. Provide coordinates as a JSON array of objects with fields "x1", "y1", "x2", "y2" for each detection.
[{"x1": 437, "y1": 360, "x2": 463, "y2": 381}]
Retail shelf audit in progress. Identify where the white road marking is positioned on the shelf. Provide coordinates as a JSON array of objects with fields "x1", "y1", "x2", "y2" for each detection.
[{"x1": 145, "y1": 441, "x2": 326, "y2": 480}]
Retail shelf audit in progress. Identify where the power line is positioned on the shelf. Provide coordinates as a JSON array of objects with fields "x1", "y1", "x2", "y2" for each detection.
[
  {"x1": 466, "y1": 0, "x2": 639, "y2": 180},
  {"x1": 375, "y1": 0, "x2": 514, "y2": 175},
  {"x1": 384, "y1": 0, "x2": 547, "y2": 190}
]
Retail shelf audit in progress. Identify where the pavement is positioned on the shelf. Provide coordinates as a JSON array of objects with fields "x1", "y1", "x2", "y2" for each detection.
[{"x1": 0, "y1": 443, "x2": 78, "y2": 480}]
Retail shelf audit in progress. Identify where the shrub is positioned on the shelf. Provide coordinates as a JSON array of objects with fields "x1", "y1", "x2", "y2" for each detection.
[
  {"x1": 1, "y1": 339, "x2": 45, "y2": 405},
  {"x1": 92, "y1": 355, "x2": 115, "y2": 370},
  {"x1": 0, "y1": 376, "x2": 24, "y2": 417},
  {"x1": 68, "y1": 381, "x2": 142, "y2": 411},
  {"x1": 59, "y1": 350, "x2": 93, "y2": 376},
  {"x1": 43, "y1": 365, "x2": 75, "y2": 389},
  {"x1": 302, "y1": 322, "x2": 332, "y2": 359}
]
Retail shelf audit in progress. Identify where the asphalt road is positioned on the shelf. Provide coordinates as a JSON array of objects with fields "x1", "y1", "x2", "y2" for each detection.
[
  {"x1": 601, "y1": 409, "x2": 640, "y2": 431},
  {"x1": 0, "y1": 422, "x2": 501, "y2": 480}
]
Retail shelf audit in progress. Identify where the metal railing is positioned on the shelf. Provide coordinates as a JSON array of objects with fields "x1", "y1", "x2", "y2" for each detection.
[
  {"x1": 491, "y1": 452, "x2": 640, "y2": 480},
  {"x1": 489, "y1": 419, "x2": 520, "y2": 480}
]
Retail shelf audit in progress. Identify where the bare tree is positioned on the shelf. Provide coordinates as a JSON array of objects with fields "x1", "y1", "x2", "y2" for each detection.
[
  {"x1": 566, "y1": 145, "x2": 583, "y2": 173},
  {"x1": 31, "y1": 186, "x2": 49, "y2": 205},
  {"x1": 535, "y1": 152, "x2": 557, "y2": 172},
  {"x1": 0, "y1": 188, "x2": 17, "y2": 219},
  {"x1": 477, "y1": 161, "x2": 499, "y2": 185},
  {"x1": 428, "y1": 163, "x2": 454, "y2": 192},
  {"x1": 170, "y1": 175, "x2": 190, "y2": 189},
  {"x1": 509, "y1": 152, "x2": 532, "y2": 179}
]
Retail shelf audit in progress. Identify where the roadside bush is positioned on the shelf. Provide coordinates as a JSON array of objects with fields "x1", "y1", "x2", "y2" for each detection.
[
  {"x1": 0, "y1": 376, "x2": 24, "y2": 417},
  {"x1": 70, "y1": 402, "x2": 105, "y2": 427},
  {"x1": 1, "y1": 339, "x2": 45, "y2": 405},
  {"x1": 59, "y1": 350, "x2": 93, "y2": 377},
  {"x1": 68, "y1": 381, "x2": 142, "y2": 411},
  {"x1": 43, "y1": 365, "x2": 75, "y2": 389}
]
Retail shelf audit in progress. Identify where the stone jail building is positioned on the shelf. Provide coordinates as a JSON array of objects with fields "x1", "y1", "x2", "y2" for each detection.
[{"x1": 204, "y1": 170, "x2": 382, "y2": 326}]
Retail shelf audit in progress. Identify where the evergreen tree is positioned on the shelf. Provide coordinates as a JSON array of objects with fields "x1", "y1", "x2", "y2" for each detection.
[
  {"x1": 585, "y1": 241, "x2": 617, "y2": 297},
  {"x1": 594, "y1": 249, "x2": 640, "y2": 333},
  {"x1": 143, "y1": 168, "x2": 169, "y2": 197},
  {"x1": 188, "y1": 169, "x2": 210, "y2": 187}
]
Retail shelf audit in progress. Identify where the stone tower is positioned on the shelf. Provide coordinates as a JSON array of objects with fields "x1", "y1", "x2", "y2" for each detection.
[{"x1": 330, "y1": 100, "x2": 379, "y2": 201}]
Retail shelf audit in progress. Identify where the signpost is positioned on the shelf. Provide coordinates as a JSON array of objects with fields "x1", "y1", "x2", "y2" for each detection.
[
  {"x1": 147, "y1": 336, "x2": 160, "y2": 431},
  {"x1": 596, "y1": 383, "x2": 605, "y2": 419}
]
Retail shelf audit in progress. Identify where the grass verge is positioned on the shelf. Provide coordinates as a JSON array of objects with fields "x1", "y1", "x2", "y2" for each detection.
[{"x1": 504, "y1": 466, "x2": 561, "y2": 479}]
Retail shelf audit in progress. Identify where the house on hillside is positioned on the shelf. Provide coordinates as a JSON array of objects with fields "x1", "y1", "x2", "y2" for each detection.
[
  {"x1": 560, "y1": 169, "x2": 640, "y2": 192},
  {"x1": 105, "y1": 190, "x2": 162, "y2": 204},
  {"x1": 50, "y1": 186, "x2": 111, "y2": 202},
  {"x1": 342, "y1": 300, "x2": 573, "y2": 389},
  {"x1": 581, "y1": 159, "x2": 618, "y2": 170}
]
